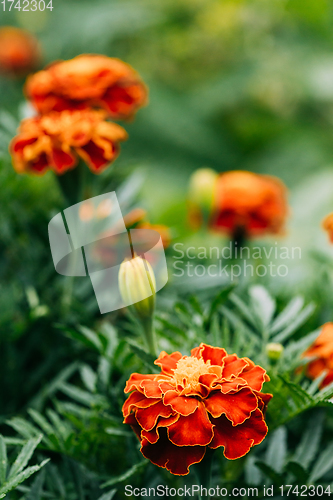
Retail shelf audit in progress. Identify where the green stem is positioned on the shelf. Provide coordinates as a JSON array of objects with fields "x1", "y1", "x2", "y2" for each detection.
[
  {"x1": 57, "y1": 163, "x2": 93, "y2": 314},
  {"x1": 193, "y1": 448, "x2": 214, "y2": 499},
  {"x1": 141, "y1": 316, "x2": 157, "y2": 357}
]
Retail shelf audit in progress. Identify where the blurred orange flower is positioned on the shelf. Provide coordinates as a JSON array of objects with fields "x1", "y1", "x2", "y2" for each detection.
[
  {"x1": 209, "y1": 171, "x2": 288, "y2": 238},
  {"x1": 25, "y1": 54, "x2": 147, "y2": 119},
  {"x1": 322, "y1": 213, "x2": 333, "y2": 243},
  {"x1": 10, "y1": 109, "x2": 127, "y2": 175},
  {"x1": 303, "y1": 323, "x2": 333, "y2": 388},
  {"x1": 0, "y1": 27, "x2": 40, "y2": 76},
  {"x1": 136, "y1": 222, "x2": 171, "y2": 249},
  {"x1": 123, "y1": 343, "x2": 271, "y2": 475}
]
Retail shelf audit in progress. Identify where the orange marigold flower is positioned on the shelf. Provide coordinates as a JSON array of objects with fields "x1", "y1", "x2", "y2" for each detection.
[
  {"x1": 209, "y1": 171, "x2": 288, "y2": 238},
  {"x1": 322, "y1": 213, "x2": 333, "y2": 243},
  {"x1": 0, "y1": 27, "x2": 40, "y2": 76},
  {"x1": 123, "y1": 343, "x2": 272, "y2": 475},
  {"x1": 10, "y1": 109, "x2": 128, "y2": 175},
  {"x1": 303, "y1": 323, "x2": 333, "y2": 388},
  {"x1": 25, "y1": 54, "x2": 147, "y2": 119}
]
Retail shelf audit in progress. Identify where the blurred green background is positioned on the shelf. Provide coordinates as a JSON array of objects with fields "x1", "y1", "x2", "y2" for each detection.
[{"x1": 2, "y1": 0, "x2": 333, "y2": 246}]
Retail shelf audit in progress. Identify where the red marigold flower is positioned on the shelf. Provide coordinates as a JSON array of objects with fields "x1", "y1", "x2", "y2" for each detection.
[
  {"x1": 322, "y1": 213, "x2": 333, "y2": 243},
  {"x1": 303, "y1": 323, "x2": 333, "y2": 388},
  {"x1": 0, "y1": 27, "x2": 40, "y2": 76},
  {"x1": 25, "y1": 54, "x2": 147, "y2": 119},
  {"x1": 209, "y1": 171, "x2": 288, "y2": 239},
  {"x1": 123, "y1": 343, "x2": 272, "y2": 475},
  {"x1": 9, "y1": 109, "x2": 128, "y2": 175}
]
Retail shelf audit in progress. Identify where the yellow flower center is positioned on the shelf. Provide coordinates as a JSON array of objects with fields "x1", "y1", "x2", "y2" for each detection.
[{"x1": 172, "y1": 356, "x2": 210, "y2": 394}]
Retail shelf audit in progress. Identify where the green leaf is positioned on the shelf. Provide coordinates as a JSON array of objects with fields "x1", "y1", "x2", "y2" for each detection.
[
  {"x1": 249, "y1": 285, "x2": 276, "y2": 329},
  {"x1": 0, "y1": 437, "x2": 7, "y2": 486},
  {"x1": 58, "y1": 383, "x2": 108, "y2": 408},
  {"x1": 8, "y1": 435, "x2": 43, "y2": 480},
  {"x1": 0, "y1": 460, "x2": 49, "y2": 498},
  {"x1": 255, "y1": 461, "x2": 284, "y2": 486},
  {"x1": 25, "y1": 468, "x2": 45, "y2": 500},
  {"x1": 265, "y1": 427, "x2": 287, "y2": 474},
  {"x1": 79, "y1": 326, "x2": 104, "y2": 353},
  {"x1": 80, "y1": 365, "x2": 97, "y2": 393},
  {"x1": 229, "y1": 293, "x2": 260, "y2": 331},
  {"x1": 270, "y1": 297, "x2": 304, "y2": 334},
  {"x1": 309, "y1": 442, "x2": 333, "y2": 482},
  {"x1": 6, "y1": 418, "x2": 39, "y2": 440},
  {"x1": 294, "y1": 411, "x2": 324, "y2": 469},
  {"x1": 97, "y1": 490, "x2": 117, "y2": 500},
  {"x1": 285, "y1": 461, "x2": 309, "y2": 483},
  {"x1": 127, "y1": 340, "x2": 157, "y2": 371},
  {"x1": 101, "y1": 461, "x2": 146, "y2": 488},
  {"x1": 27, "y1": 410, "x2": 55, "y2": 438},
  {"x1": 204, "y1": 284, "x2": 235, "y2": 328},
  {"x1": 271, "y1": 303, "x2": 315, "y2": 343}
]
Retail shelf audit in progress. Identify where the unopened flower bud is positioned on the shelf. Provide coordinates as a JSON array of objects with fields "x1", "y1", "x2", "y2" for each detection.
[
  {"x1": 266, "y1": 342, "x2": 284, "y2": 361},
  {"x1": 188, "y1": 168, "x2": 218, "y2": 211},
  {"x1": 119, "y1": 255, "x2": 156, "y2": 319}
]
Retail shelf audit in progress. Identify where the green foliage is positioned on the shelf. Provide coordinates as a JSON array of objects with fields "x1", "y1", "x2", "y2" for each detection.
[{"x1": 0, "y1": 435, "x2": 49, "y2": 498}]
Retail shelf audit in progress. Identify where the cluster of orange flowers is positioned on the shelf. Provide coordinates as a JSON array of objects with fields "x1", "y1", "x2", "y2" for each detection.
[
  {"x1": 123, "y1": 343, "x2": 271, "y2": 475},
  {"x1": 10, "y1": 54, "x2": 147, "y2": 175}
]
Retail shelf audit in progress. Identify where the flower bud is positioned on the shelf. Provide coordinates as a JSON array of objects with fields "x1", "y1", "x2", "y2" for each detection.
[
  {"x1": 266, "y1": 342, "x2": 284, "y2": 361},
  {"x1": 188, "y1": 168, "x2": 218, "y2": 211},
  {"x1": 119, "y1": 255, "x2": 156, "y2": 319}
]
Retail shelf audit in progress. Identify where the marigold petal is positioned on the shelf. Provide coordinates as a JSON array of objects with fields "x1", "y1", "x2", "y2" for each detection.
[
  {"x1": 168, "y1": 402, "x2": 213, "y2": 446},
  {"x1": 210, "y1": 409, "x2": 268, "y2": 458},
  {"x1": 124, "y1": 373, "x2": 157, "y2": 394},
  {"x1": 141, "y1": 414, "x2": 180, "y2": 444},
  {"x1": 192, "y1": 343, "x2": 227, "y2": 366},
  {"x1": 204, "y1": 387, "x2": 258, "y2": 425},
  {"x1": 122, "y1": 391, "x2": 160, "y2": 417},
  {"x1": 163, "y1": 390, "x2": 199, "y2": 416},
  {"x1": 141, "y1": 430, "x2": 206, "y2": 476},
  {"x1": 239, "y1": 362, "x2": 268, "y2": 391},
  {"x1": 123, "y1": 413, "x2": 141, "y2": 439},
  {"x1": 136, "y1": 401, "x2": 173, "y2": 432},
  {"x1": 140, "y1": 379, "x2": 163, "y2": 398},
  {"x1": 222, "y1": 355, "x2": 249, "y2": 379},
  {"x1": 255, "y1": 391, "x2": 273, "y2": 415},
  {"x1": 51, "y1": 147, "x2": 77, "y2": 174},
  {"x1": 29, "y1": 153, "x2": 49, "y2": 174},
  {"x1": 77, "y1": 140, "x2": 114, "y2": 173},
  {"x1": 220, "y1": 379, "x2": 248, "y2": 393},
  {"x1": 154, "y1": 351, "x2": 182, "y2": 375}
]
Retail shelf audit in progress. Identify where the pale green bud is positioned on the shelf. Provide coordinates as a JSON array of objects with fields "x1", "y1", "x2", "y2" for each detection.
[
  {"x1": 266, "y1": 342, "x2": 284, "y2": 361},
  {"x1": 188, "y1": 168, "x2": 218, "y2": 211},
  {"x1": 119, "y1": 255, "x2": 156, "y2": 319}
]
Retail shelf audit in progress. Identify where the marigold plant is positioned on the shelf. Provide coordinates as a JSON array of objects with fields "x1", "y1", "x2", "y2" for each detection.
[
  {"x1": 322, "y1": 213, "x2": 333, "y2": 243},
  {"x1": 303, "y1": 323, "x2": 333, "y2": 388},
  {"x1": 123, "y1": 343, "x2": 272, "y2": 475},
  {"x1": 209, "y1": 170, "x2": 288, "y2": 239},
  {"x1": 0, "y1": 27, "x2": 40, "y2": 76},
  {"x1": 25, "y1": 54, "x2": 147, "y2": 119},
  {"x1": 10, "y1": 109, "x2": 128, "y2": 175}
]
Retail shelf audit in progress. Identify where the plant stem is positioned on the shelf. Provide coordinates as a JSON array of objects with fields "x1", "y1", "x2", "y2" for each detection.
[
  {"x1": 141, "y1": 316, "x2": 157, "y2": 357},
  {"x1": 193, "y1": 448, "x2": 215, "y2": 499}
]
